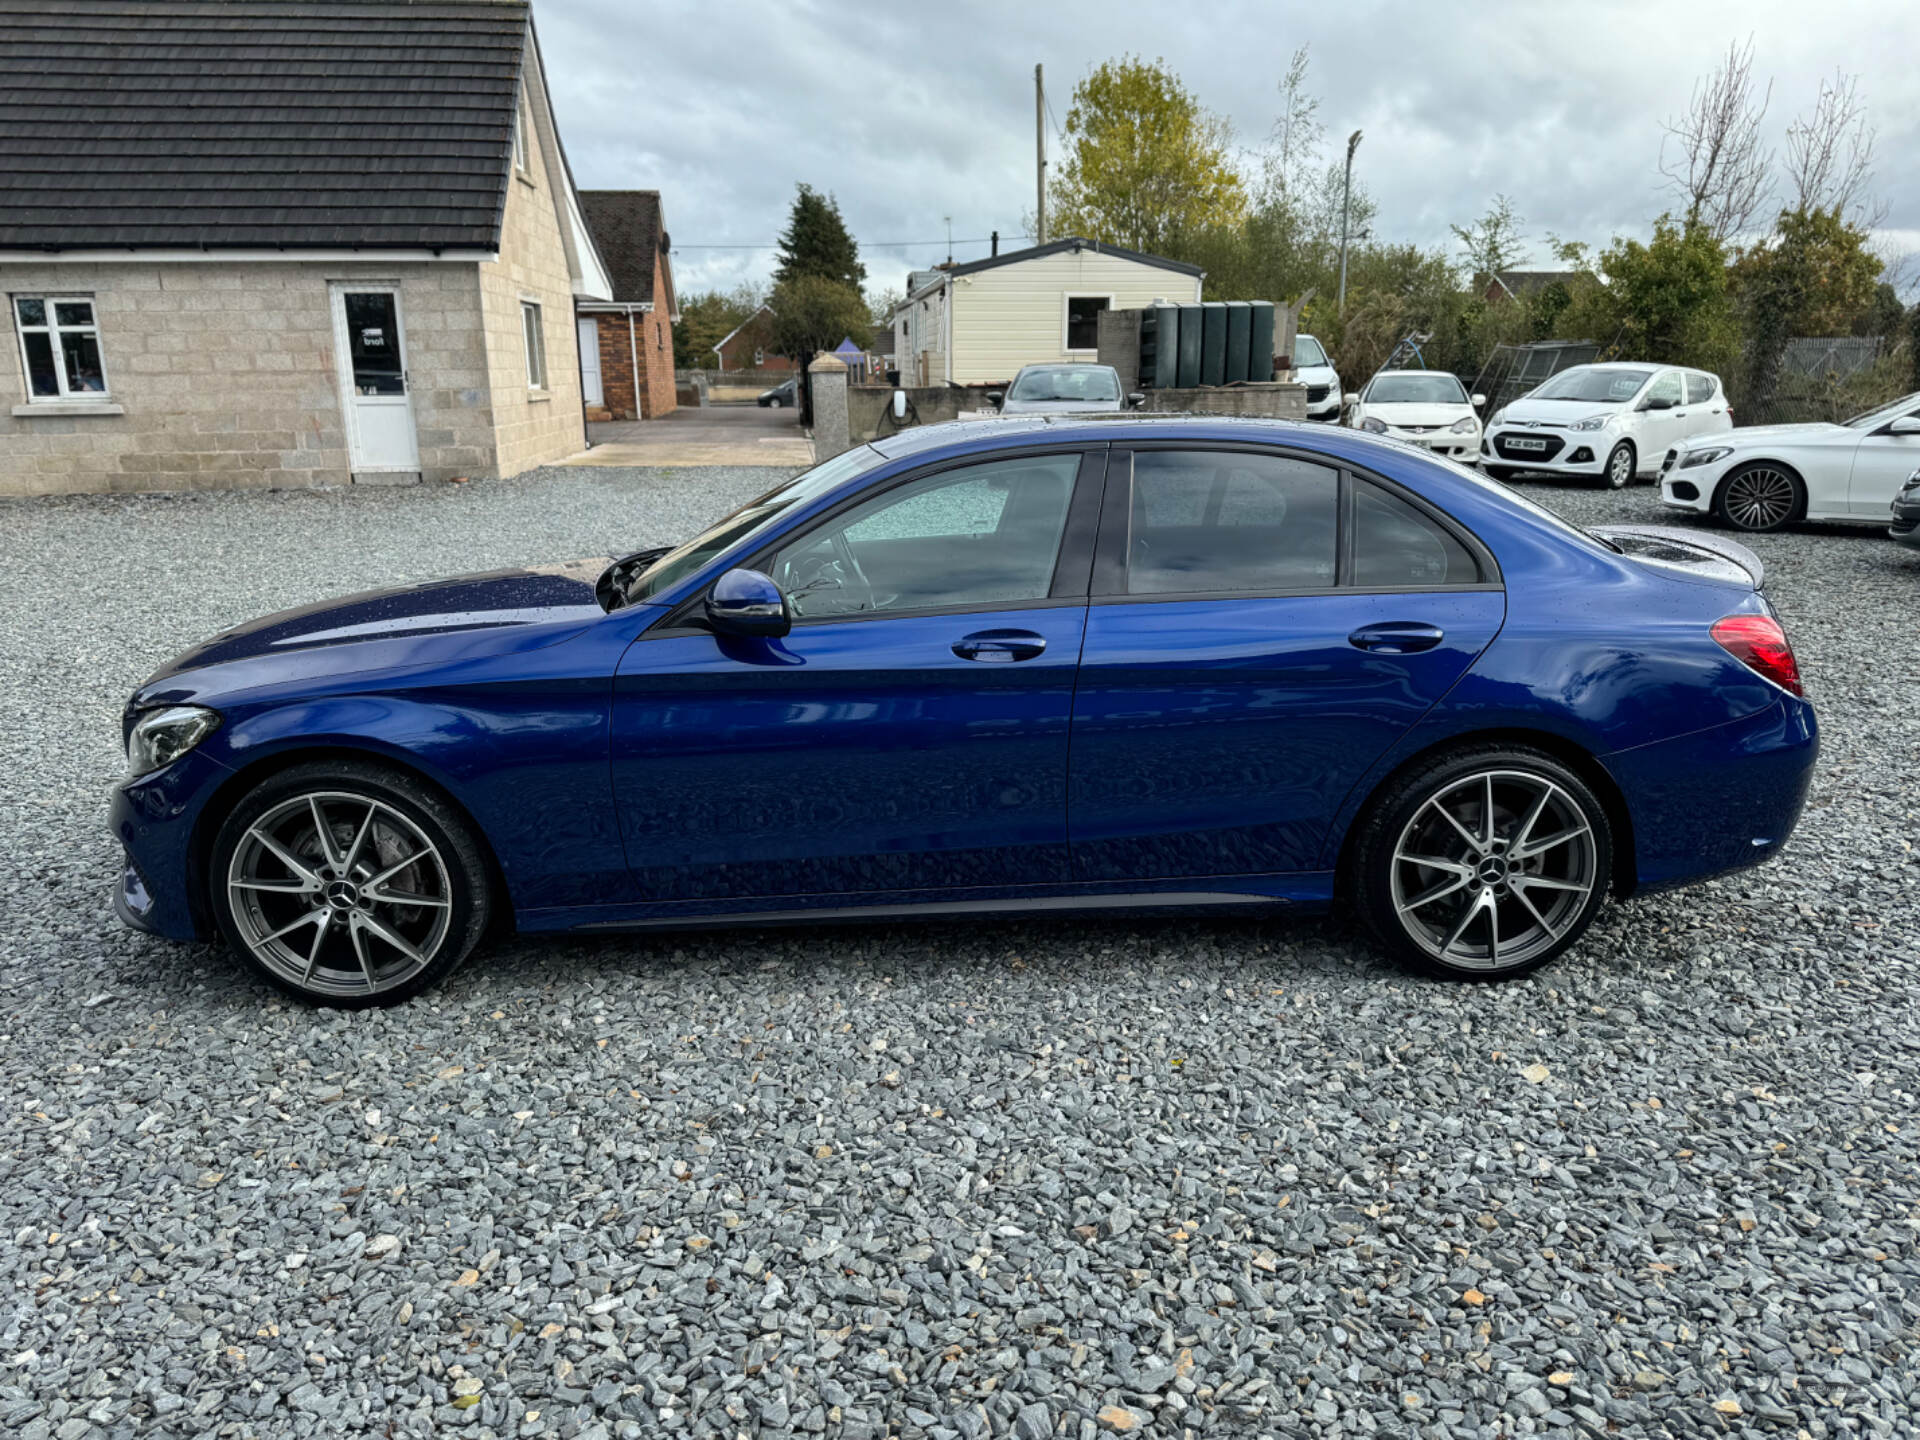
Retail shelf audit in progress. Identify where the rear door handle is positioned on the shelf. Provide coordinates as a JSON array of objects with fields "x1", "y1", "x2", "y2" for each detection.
[
  {"x1": 1349, "y1": 622, "x2": 1445, "y2": 654},
  {"x1": 952, "y1": 628, "x2": 1047, "y2": 663}
]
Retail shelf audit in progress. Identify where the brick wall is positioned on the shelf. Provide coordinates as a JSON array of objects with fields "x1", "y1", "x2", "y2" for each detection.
[
  {"x1": 632, "y1": 259, "x2": 677, "y2": 419},
  {"x1": 0, "y1": 259, "x2": 496, "y2": 496},
  {"x1": 592, "y1": 312, "x2": 637, "y2": 420}
]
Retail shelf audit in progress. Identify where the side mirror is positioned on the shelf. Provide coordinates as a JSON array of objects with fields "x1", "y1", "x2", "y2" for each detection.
[
  {"x1": 1888, "y1": 416, "x2": 1920, "y2": 436},
  {"x1": 892, "y1": 389, "x2": 908, "y2": 420},
  {"x1": 986, "y1": 391, "x2": 1004, "y2": 410},
  {"x1": 1127, "y1": 392, "x2": 1146, "y2": 409},
  {"x1": 1640, "y1": 395, "x2": 1674, "y2": 412},
  {"x1": 1342, "y1": 392, "x2": 1360, "y2": 409},
  {"x1": 705, "y1": 568, "x2": 790, "y2": 638},
  {"x1": 1471, "y1": 393, "x2": 1486, "y2": 408}
]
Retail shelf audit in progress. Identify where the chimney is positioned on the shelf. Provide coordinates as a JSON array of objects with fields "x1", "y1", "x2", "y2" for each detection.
[{"x1": 991, "y1": 230, "x2": 999, "y2": 256}]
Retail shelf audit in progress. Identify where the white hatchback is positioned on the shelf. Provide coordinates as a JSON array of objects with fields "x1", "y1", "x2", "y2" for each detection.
[
  {"x1": 1292, "y1": 332, "x2": 1342, "y2": 421},
  {"x1": 1482, "y1": 363, "x2": 1732, "y2": 489},
  {"x1": 1346, "y1": 370, "x2": 1484, "y2": 462}
]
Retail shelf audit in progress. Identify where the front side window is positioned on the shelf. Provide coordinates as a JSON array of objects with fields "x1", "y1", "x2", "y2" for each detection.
[
  {"x1": 1126, "y1": 451, "x2": 1338, "y2": 594},
  {"x1": 773, "y1": 453, "x2": 1080, "y2": 619},
  {"x1": 1065, "y1": 296, "x2": 1109, "y2": 351},
  {"x1": 1643, "y1": 371, "x2": 1683, "y2": 408},
  {"x1": 14, "y1": 296, "x2": 108, "y2": 400},
  {"x1": 1351, "y1": 478, "x2": 1481, "y2": 588},
  {"x1": 1684, "y1": 371, "x2": 1718, "y2": 405},
  {"x1": 521, "y1": 301, "x2": 546, "y2": 390}
]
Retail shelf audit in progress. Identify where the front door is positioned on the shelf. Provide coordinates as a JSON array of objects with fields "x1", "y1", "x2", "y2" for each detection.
[
  {"x1": 1634, "y1": 370, "x2": 1687, "y2": 475},
  {"x1": 610, "y1": 449, "x2": 1103, "y2": 904},
  {"x1": 578, "y1": 317, "x2": 604, "y2": 407},
  {"x1": 1848, "y1": 406, "x2": 1920, "y2": 516},
  {"x1": 330, "y1": 287, "x2": 419, "y2": 474},
  {"x1": 1069, "y1": 448, "x2": 1506, "y2": 881}
]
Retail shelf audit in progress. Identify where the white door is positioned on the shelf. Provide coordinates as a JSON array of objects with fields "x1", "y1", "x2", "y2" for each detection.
[
  {"x1": 578, "y1": 317, "x2": 604, "y2": 407},
  {"x1": 331, "y1": 287, "x2": 419, "y2": 473},
  {"x1": 1633, "y1": 370, "x2": 1687, "y2": 475},
  {"x1": 1848, "y1": 407, "x2": 1920, "y2": 516}
]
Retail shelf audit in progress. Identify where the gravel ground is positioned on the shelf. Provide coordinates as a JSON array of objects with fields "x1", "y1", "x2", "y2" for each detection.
[{"x1": 1, "y1": 463, "x2": 1917, "y2": 1440}]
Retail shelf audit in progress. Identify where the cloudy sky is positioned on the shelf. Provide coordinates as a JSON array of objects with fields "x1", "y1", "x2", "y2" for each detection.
[{"x1": 536, "y1": 0, "x2": 1920, "y2": 300}]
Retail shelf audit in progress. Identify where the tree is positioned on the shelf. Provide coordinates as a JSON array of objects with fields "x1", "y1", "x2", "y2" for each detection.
[
  {"x1": 1784, "y1": 70, "x2": 1878, "y2": 224},
  {"x1": 1589, "y1": 216, "x2": 1740, "y2": 373},
  {"x1": 866, "y1": 285, "x2": 903, "y2": 327},
  {"x1": 1047, "y1": 56, "x2": 1248, "y2": 255},
  {"x1": 768, "y1": 272, "x2": 871, "y2": 422},
  {"x1": 773, "y1": 184, "x2": 864, "y2": 291},
  {"x1": 1452, "y1": 196, "x2": 1528, "y2": 287},
  {"x1": 1660, "y1": 37, "x2": 1774, "y2": 241},
  {"x1": 673, "y1": 284, "x2": 761, "y2": 371},
  {"x1": 1855, "y1": 283, "x2": 1904, "y2": 339},
  {"x1": 1261, "y1": 45, "x2": 1323, "y2": 206}
]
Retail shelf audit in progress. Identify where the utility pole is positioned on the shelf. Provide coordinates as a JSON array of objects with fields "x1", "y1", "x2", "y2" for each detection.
[
  {"x1": 1338, "y1": 129, "x2": 1362, "y2": 315},
  {"x1": 1035, "y1": 64, "x2": 1047, "y2": 246}
]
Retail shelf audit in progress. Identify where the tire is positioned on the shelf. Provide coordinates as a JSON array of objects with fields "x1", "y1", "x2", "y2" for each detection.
[
  {"x1": 208, "y1": 759, "x2": 492, "y2": 1008},
  {"x1": 768, "y1": 398, "x2": 785, "y2": 409},
  {"x1": 1603, "y1": 441, "x2": 1636, "y2": 490},
  {"x1": 1350, "y1": 744, "x2": 1613, "y2": 981},
  {"x1": 1482, "y1": 464, "x2": 1518, "y2": 481},
  {"x1": 1714, "y1": 462, "x2": 1804, "y2": 532}
]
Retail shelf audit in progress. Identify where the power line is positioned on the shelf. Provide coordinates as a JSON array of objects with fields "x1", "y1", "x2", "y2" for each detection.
[{"x1": 674, "y1": 235, "x2": 1033, "y2": 251}]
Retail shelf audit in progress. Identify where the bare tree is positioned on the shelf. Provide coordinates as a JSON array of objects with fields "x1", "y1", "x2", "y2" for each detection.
[
  {"x1": 1660, "y1": 37, "x2": 1774, "y2": 240},
  {"x1": 1452, "y1": 195, "x2": 1528, "y2": 285},
  {"x1": 1262, "y1": 45, "x2": 1323, "y2": 205},
  {"x1": 1784, "y1": 70, "x2": 1880, "y2": 224}
]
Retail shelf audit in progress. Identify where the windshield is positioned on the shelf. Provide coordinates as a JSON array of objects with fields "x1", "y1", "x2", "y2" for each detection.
[
  {"x1": 621, "y1": 445, "x2": 888, "y2": 604},
  {"x1": 1530, "y1": 366, "x2": 1653, "y2": 403},
  {"x1": 1844, "y1": 392, "x2": 1920, "y2": 430},
  {"x1": 1293, "y1": 336, "x2": 1329, "y2": 367},
  {"x1": 1365, "y1": 373, "x2": 1467, "y2": 405},
  {"x1": 1009, "y1": 366, "x2": 1120, "y2": 402}
]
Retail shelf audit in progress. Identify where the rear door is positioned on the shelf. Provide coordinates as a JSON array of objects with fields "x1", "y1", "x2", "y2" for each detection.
[
  {"x1": 1067, "y1": 447, "x2": 1506, "y2": 881},
  {"x1": 1683, "y1": 370, "x2": 1730, "y2": 437}
]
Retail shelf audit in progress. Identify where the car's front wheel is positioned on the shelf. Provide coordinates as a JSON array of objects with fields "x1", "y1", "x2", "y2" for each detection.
[
  {"x1": 1715, "y1": 462, "x2": 1803, "y2": 532},
  {"x1": 209, "y1": 760, "x2": 492, "y2": 1008},
  {"x1": 1351, "y1": 745, "x2": 1612, "y2": 980},
  {"x1": 767, "y1": 397, "x2": 784, "y2": 408},
  {"x1": 1603, "y1": 441, "x2": 1636, "y2": 489}
]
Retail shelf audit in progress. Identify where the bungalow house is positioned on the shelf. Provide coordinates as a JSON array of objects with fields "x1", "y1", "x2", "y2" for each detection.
[
  {"x1": 0, "y1": 0, "x2": 611, "y2": 496},
  {"x1": 577, "y1": 190, "x2": 679, "y2": 422},
  {"x1": 889, "y1": 238, "x2": 1204, "y2": 386},
  {"x1": 712, "y1": 307, "x2": 792, "y2": 373}
]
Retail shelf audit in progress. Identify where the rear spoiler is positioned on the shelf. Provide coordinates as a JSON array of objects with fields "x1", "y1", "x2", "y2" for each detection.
[{"x1": 1587, "y1": 524, "x2": 1765, "y2": 589}]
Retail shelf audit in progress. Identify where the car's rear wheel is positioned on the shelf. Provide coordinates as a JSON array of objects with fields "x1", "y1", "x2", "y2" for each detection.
[
  {"x1": 208, "y1": 760, "x2": 491, "y2": 1008},
  {"x1": 1482, "y1": 464, "x2": 1518, "y2": 481},
  {"x1": 1715, "y1": 463, "x2": 1803, "y2": 532},
  {"x1": 1603, "y1": 442, "x2": 1636, "y2": 490},
  {"x1": 1351, "y1": 745, "x2": 1612, "y2": 980}
]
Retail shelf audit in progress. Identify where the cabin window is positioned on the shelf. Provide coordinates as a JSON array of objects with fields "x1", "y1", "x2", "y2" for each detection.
[
  {"x1": 13, "y1": 295, "x2": 109, "y2": 400},
  {"x1": 521, "y1": 301, "x2": 547, "y2": 390}
]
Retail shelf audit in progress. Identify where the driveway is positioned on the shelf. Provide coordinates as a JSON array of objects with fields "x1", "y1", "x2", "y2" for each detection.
[
  {"x1": 568, "y1": 404, "x2": 813, "y2": 469},
  {"x1": 0, "y1": 466, "x2": 1915, "y2": 1438}
]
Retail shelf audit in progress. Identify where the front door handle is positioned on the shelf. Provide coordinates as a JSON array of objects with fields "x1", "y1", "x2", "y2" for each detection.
[
  {"x1": 952, "y1": 629, "x2": 1047, "y2": 663},
  {"x1": 1349, "y1": 622, "x2": 1445, "y2": 655}
]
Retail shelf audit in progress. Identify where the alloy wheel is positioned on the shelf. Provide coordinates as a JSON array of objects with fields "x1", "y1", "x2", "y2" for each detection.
[
  {"x1": 1389, "y1": 769, "x2": 1598, "y2": 972},
  {"x1": 1607, "y1": 445, "x2": 1633, "y2": 488},
  {"x1": 1722, "y1": 467, "x2": 1797, "y2": 530},
  {"x1": 225, "y1": 790, "x2": 453, "y2": 999}
]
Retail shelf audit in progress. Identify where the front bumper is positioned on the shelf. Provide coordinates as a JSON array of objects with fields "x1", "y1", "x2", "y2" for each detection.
[
  {"x1": 1482, "y1": 426, "x2": 1610, "y2": 474},
  {"x1": 108, "y1": 745, "x2": 234, "y2": 942},
  {"x1": 1304, "y1": 386, "x2": 1340, "y2": 420},
  {"x1": 1376, "y1": 427, "x2": 1480, "y2": 461},
  {"x1": 1889, "y1": 492, "x2": 1920, "y2": 546},
  {"x1": 1604, "y1": 697, "x2": 1818, "y2": 895},
  {"x1": 1658, "y1": 453, "x2": 1733, "y2": 514}
]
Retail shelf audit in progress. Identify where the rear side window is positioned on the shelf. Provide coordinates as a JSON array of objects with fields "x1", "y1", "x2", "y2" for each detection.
[
  {"x1": 1127, "y1": 451, "x2": 1338, "y2": 594},
  {"x1": 1351, "y1": 478, "x2": 1481, "y2": 588},
  {"x1": 1685, "y1": 372, "x2": 1718, "y2": 405}
]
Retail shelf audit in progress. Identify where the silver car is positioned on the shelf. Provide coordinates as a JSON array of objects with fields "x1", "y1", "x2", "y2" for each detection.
[{"x1": 990, "y1": 364, "x2": 1142, "y2": 416}]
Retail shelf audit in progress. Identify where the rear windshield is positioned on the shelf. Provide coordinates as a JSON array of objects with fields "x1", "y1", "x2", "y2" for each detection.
[
  {"x1": 1532, "y1": 367, "x2": 1652, "y2": 403},
  {"x1": 1366, "y1": 373, "x2": 1467, "y2": 405}
]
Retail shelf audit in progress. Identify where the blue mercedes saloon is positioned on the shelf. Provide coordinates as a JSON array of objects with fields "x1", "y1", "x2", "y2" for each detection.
[{"x1": 112, "y1": 417, "x2": 1817, "y2": 1006}]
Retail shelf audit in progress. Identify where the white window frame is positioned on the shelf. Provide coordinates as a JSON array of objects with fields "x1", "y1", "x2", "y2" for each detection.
[
  {"x1": 13, "y1": 294, "x2": 111, "y2": 401},
  {"x1": 512, "y1": 95, "x2": 531, "y2": 176},
  {"x1": 1061, "y1": 293, "x2": 1113, "y2": 354},
  {"x1": 521, "y1": 300, "x2": 547, "y2": 391}
]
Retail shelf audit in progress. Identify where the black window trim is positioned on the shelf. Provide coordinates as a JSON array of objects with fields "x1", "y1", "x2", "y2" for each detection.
[
  {"x1": 1090, "y1": 441, "x2": 1502, "y2": 605},
  {"x1": 640, "y1": 443, "x2": 1111, "y2": 639}
]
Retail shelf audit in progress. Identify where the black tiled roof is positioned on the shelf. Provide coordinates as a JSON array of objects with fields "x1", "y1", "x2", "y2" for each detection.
[
  {"x1": 578, "y1": 191, "x2": 662, "y2": 305},
  {"x1": 0, "y1": 0, "x2": 529, "y2": 252}
]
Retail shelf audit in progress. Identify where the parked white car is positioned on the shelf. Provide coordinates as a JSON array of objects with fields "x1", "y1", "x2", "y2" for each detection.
[
  {"x1": 1660, "y1": 391, "x2": 1920, "y2": 532},
  {"x1": 1292, "y1": 333, "x2": 1341, "y2": 421},
  {"x1": 1482, "y1": 363, "x2": 1732, "y2": 489},
  {"x1": 1345, "y1": 370, "x2": 1484, "y2": 462}
]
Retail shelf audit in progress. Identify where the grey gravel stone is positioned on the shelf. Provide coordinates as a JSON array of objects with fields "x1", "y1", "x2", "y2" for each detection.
[{"x1": 0, "y1": 465, "x2": 1916, "y2": 1438}]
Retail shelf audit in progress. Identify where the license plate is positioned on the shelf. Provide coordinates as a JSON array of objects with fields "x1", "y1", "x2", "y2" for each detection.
[{"x1": 1506, "y1": 437, "x2": 1548, "y2": 452}]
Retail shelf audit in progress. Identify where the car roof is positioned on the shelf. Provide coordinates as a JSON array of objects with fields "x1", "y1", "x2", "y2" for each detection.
[
  {"x1": 1369, "y1": 369, "x2": 1460, "y2": 379},
  {"x1": 1014, "y1": 362, "x2": 1118, "y2": 373},
  {"x1": 870, "y1": 412, "x2": 1348, "y2": 460}
]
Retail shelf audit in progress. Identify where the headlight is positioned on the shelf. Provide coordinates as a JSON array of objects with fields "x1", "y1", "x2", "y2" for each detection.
[
  {"x1": 1361, "y1": 416, "x2": 1388, "y2": 434},
  {"x1": 1678, "y1": 446, "x2": 1734, "y2": 469},
  {"x1": 126, "y1": 706, "x2": 220, "y2": 777},
  {"x1": 1569, "y1": 415, "x2": 1611, "y2": 432},
  {"x1": 1490, "y1": 408, "x2": 1507, "y2": 427},
  {"x1": 1449, "y1": 417, "x2": 1478, "y2": 434}
]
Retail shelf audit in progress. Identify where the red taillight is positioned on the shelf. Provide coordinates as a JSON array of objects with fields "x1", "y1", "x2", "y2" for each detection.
[{"x1": 1712, "y1": 614, "x2": 1803, "y2": 696}]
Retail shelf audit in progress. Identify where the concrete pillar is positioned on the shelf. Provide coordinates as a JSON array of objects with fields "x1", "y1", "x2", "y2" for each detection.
[{"x1": 808, "y1": 354, "x2": 851, "y2": 459}]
